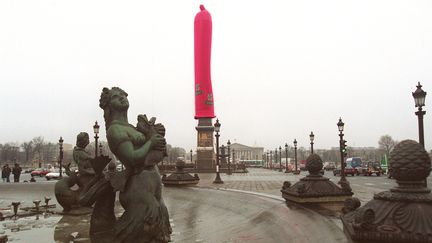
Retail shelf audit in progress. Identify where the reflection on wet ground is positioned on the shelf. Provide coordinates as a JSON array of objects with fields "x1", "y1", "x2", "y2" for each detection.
[
  {"x1": 1, "y1": 186, "x2": 348, "y2": 243},
  {"x1": 2, "y1": 214, "x2": 60, "y2": 242}
]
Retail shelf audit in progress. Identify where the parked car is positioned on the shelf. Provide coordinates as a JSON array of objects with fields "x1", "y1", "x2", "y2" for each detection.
[
  {"x1": 333, "y1": 166, "x2": 357, "y2": 176},
  {"x1": 299, "y1": 160, "x2": 307, "y2": 171},
  {"x1": 24, "y1": 168, "x2": 35, "y2": 173},
  {"x1": 345, "y1": 166, "x2": 358, "y2": 176},
  {"x1": 30, "y1": 168, "x2": 50, "y2": 177},
  {"x1": 45, "y1": 168, "x2": 66, "y2": 180},
  {"x1": 323, "y1": 162, "x2": 336, "y2": 171}
]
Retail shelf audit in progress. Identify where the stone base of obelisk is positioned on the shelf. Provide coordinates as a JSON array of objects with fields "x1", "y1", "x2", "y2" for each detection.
[{"x1": 195, "y1": 118, "x2": 216, "y2": 173}]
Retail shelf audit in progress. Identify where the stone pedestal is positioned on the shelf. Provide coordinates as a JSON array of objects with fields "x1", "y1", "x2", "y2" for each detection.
[
  {"x1": 281, "y1": 154, "x2": 353, "y2": 213},
  {"x1": 342, "y1": 140, "x2": 432, "y2": 243},
  {"x1": 195, "y1": 118, "x2": 215, "y2": 172}
]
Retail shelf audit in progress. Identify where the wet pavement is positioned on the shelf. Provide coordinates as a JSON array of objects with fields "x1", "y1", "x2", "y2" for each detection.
[
  {"x1": 0, "y1": 168, "x2": 404, "y2": 242},
  {"x1": 0, "y1": 184, "x2": 348, "y2": 243}
]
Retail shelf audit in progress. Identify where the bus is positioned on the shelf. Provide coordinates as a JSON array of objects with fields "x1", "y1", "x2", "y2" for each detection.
[{"x1": 346, "y1": 157, "x2": 362, "y2": 168}]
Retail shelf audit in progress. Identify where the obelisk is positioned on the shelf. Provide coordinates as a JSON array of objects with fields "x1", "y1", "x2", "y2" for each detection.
[{"x1": 194, "y1": 5, "x2": 216, "y2": 172}]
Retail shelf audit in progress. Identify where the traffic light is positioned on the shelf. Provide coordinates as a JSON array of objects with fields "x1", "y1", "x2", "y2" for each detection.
[{"x1": 341, "y1": 140, "x2": 348, "y2": 157}]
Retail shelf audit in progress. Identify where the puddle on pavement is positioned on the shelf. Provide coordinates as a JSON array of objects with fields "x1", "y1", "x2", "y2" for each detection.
[{"x1": 1, "y1": 213, "x2": 92, "y2": 243}]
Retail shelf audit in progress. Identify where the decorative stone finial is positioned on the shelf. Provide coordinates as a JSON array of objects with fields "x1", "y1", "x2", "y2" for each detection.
[
  {"x1": 389, "y1": 139, "x2": 431, "y2": 182},
  {"x1": 162, "y1": 157, "x2": 199, "y2": 186},
  {"x1": 342, "y1": 139, "x2": 432, "y2": 243},
  {"x1": 306, "y1": 154, "x2": 323, "y2": 176},
  {"x1": 176, "y1": 157, "x2": 186, "y2": 172}
]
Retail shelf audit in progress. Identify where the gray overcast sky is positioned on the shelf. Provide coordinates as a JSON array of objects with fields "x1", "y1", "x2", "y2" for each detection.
[{"x1": 0, "y1": 0, "x2": 431, "y2": 152}]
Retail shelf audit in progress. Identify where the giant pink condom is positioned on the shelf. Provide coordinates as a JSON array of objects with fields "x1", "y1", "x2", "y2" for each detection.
[{"x1": 194, "y1": 5, "x2": 215, "y2": 119}]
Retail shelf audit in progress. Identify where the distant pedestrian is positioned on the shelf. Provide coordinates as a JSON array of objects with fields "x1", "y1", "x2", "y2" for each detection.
[
  {"x1": 2, "y1": 164, "x2": 11, "y2": 182},
  {"x1": 1, "y1": 165, "x2": 7, "y2": 182},
  {"x1": 12, "y1": 163, "x2": 22, "y2": 183}
]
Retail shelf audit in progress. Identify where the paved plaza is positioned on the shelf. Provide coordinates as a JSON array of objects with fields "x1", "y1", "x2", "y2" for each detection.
[
  {"x1": 1, "y1": 167, "x2": 430, "y2": 242},
  {"x1": 196, "y1": 167, "x2": 398, "y2": 205}
]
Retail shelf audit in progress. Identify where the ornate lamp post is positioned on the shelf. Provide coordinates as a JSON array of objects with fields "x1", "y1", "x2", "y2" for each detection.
[
  {"x1": 284, "y1": 143, "x2": 289, "y2": 173},
  {"x1": 309, "y1": 131, "x2": 315, "y2": 154},
  {"x1": 412, "y1": 82, "x2": 427, "y2": 147},
  {"x1": 58, "y1": 137, "x2": 63, "y2": 178},
  {"x1": 274, "y1": 148, "x2": 278, "y2": 170},
  {"x1": 227, "y1": 140, "x2": 232, "y2": 175},
  {"x1": 232, "y1": 148, "x2": 236, "y2": 171},
  {"x1": 93, "y1": 121, "x2": 100, "y2": 157},
  {"x1": 265, "y1": 151, "x2": 268, "y2": 168},
  {"x1": 280, "y1": 146, "x2": 283, "y2": 169},
  {"x1": 293, "y1": 139, "x2": 298, "y2": 174},
  {"x1": 270, "y1": 151, "x2": 273, "y2": 169},
  {"x1": 190, "y1": 149, "x2": 193, "y2": 163},
  {"x1": 337, "y1": 118, "x2": 349, "y2": 190},
  {"x1": 213, "y1": 119, "x2": 223, "y2": 184}
]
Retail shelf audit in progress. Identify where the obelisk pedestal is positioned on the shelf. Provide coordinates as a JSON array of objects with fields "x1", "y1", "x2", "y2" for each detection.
[{"x1": 195, "y1": 118, "x2": 215, "y2": 172}]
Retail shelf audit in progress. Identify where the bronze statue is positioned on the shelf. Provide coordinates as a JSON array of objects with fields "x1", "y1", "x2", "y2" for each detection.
[
  {"x1": 79, "y1": 156, "x2": 116, "y2": 243},
  {"x1": 73, "y1": 132, "x2": 95, "y2": 187},
  {"x1": 55, "y1": 132, "x2": 96, "y2": 212},
  {"x1": 94, "y1": 87, "x2": 171, "y2": 242}
]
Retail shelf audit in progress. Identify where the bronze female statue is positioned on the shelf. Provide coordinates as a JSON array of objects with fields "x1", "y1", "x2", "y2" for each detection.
[{"x1": 98, "y1": 87, "x2": 171, "y2": 243}]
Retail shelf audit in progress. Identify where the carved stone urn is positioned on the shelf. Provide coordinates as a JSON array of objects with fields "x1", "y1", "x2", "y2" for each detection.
[
  {"x1": 162, "y1": 157, "x2": 200, "y2": 186},
  {"x1": 342, "y1": 139, "x2": 432, "y2": 243},
  {"x1": 281, "y1": 153, "x2": 353, "y2": 212}
]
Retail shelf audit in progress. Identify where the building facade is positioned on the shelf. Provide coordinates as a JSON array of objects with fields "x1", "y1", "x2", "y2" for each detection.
[{"x1": 230, "y1": 143, "x2": 264, "y2": 166}]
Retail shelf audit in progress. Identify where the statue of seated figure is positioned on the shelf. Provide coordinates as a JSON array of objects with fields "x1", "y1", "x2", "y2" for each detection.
[{"x1": 54, "y1": 132, "x2": 95, "y2": 212}]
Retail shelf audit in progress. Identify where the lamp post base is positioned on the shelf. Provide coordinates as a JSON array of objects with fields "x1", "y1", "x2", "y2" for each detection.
[{"x1": 213, "y1": 173, "x2": 224, "y2": 184}]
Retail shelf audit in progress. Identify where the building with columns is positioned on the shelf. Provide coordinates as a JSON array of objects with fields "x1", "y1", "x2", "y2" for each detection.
[{"x1": 230, "y1": 143, "x2": 264, "y2": 166}]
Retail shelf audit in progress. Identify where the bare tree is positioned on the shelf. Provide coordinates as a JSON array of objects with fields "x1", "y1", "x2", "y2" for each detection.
[
  {"x1": 1, "y1": 143, "x2": 12, "y2": 162},
  {"x1": 166, "y1": 145, "x2": 186, "y2": 164},
  {"x1": 378, "y1": 135, "x2": 397, "y2": 156},
  {"x1": 43, "y1": 142, "x2": 57, "y2": 166},
  {"x1": 21, "y1": 141, "x2": 33, "y2": 163},
  {"x1": 32, "y1": 136, "x2": 45, "y2": 168},
  {"x1": 86, "y1": 140, "x2": 116, "y2": 161}
]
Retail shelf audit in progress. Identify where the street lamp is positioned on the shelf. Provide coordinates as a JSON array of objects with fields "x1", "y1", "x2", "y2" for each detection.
[
  {"x1": 58, "y1": 137, "x2": 64, "y2": 178},
  {"x1": 190, "y1": 149, "x2": 193, "y2": 163},
  {"x1": 309, "y1": 131, "x2": 315, "y2": 154},
  {"x1": 293, "y1": 139, "x2": 298, "y2": 174},
  {"x1": 284, "y1": 143, "x2": 289, "y2": 173},
  {"x1": 93, "y1": 121, "x2": 100, "y2": 157},
  {"x1": 337, "y1": 118, "x2": 349, "y2": 190},
  {"x1": 265, "y1": 151, "x2": 268, "y2": 168},
  {"x1": 275, "y1": 148, "x2": 278, "y2": 170},
  {"x1": 232, "y1": 148, "x2": 236, "y2": 171},
  {"x1": 213, "y1": 118, "x2": 223, "y2": 184},
  {"x1": 270, "y1": 151, "x2": 273, "y2": 169},
  {"x1": 278, "y1": 146, "x2": 282, "y2": 172},
  {"x1": 227, "y1": 140, "x2": 232, "y2": 175},
  {"x1": 412, "y1": 82, "x2": 427, "y2": 147}
]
